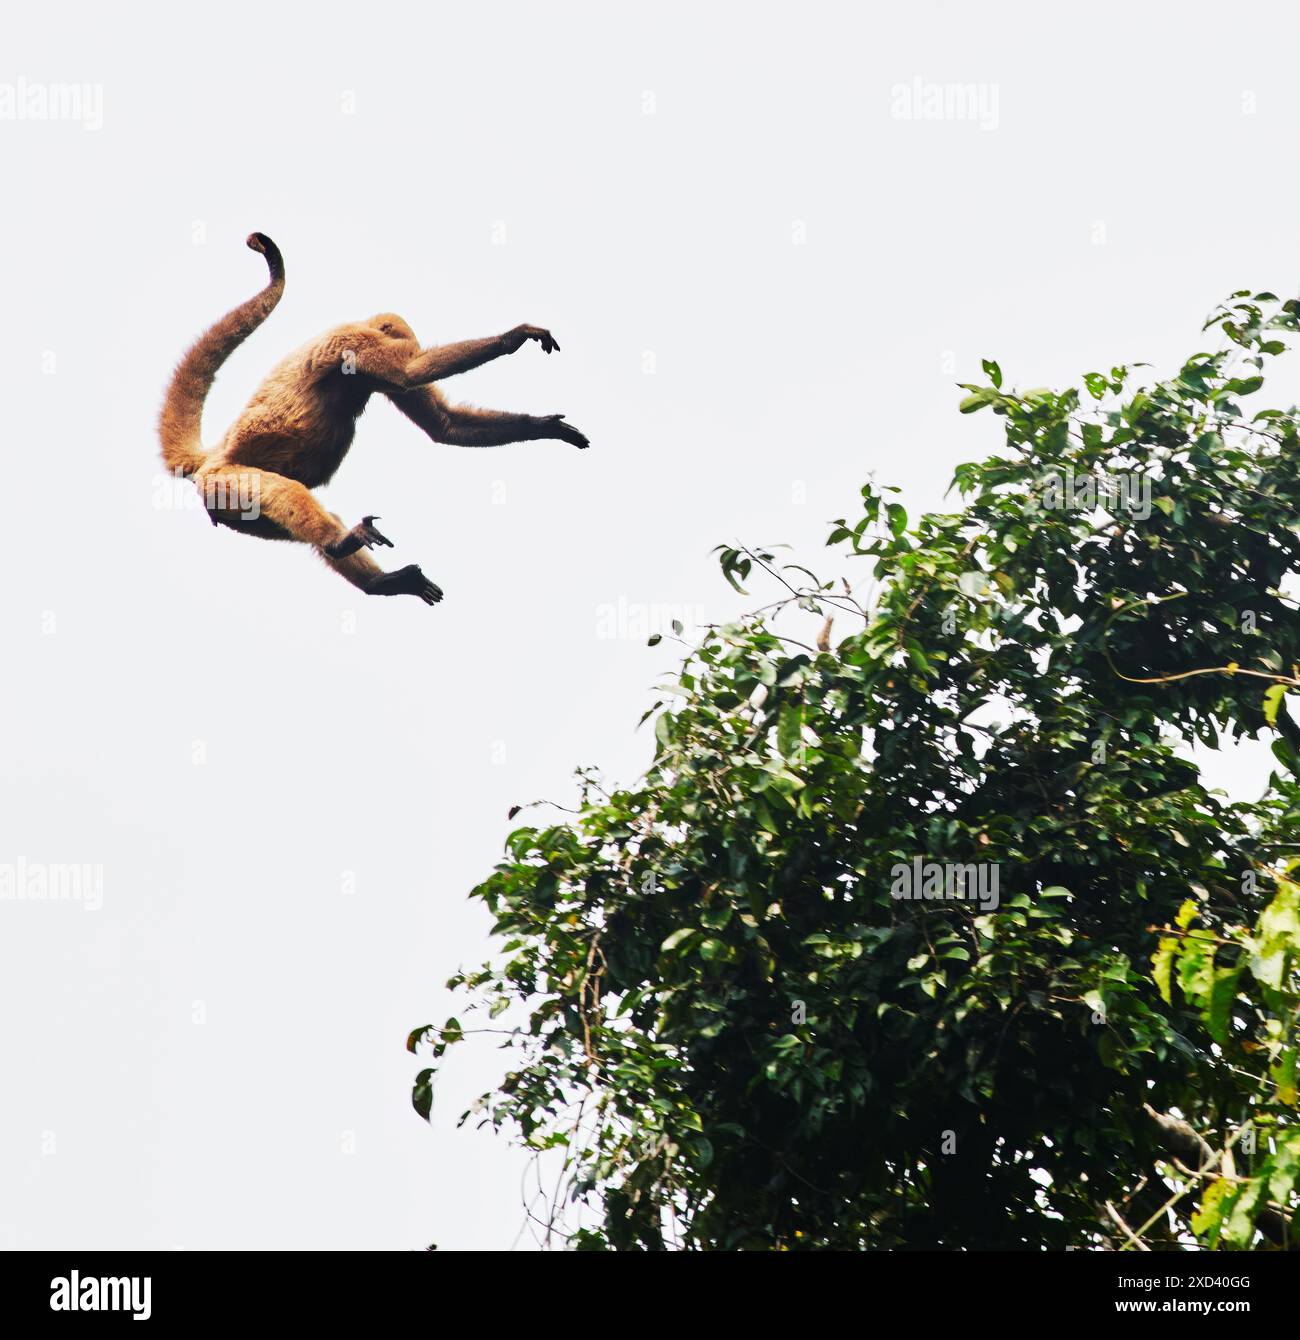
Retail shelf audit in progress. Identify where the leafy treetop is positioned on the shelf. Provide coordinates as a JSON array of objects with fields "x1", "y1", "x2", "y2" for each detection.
[{"x1": 412, "y1": 290, "x2": 1300, "y2": 1250}]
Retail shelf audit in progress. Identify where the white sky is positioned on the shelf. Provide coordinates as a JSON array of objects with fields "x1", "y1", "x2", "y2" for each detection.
[{"x1": 0, "y1": 0, "x2": 1295, "y2": 1249}]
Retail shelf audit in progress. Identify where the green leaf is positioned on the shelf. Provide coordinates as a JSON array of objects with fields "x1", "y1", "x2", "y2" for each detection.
[
  {"x1": 412, "y1": 1069, "x2": 435, "y2": 1122},
  {"x1": 958, "y1": 388, "x2": 996, "y2": 413},
  {"x1": 1205, "y1": 967, "x2": 1242, "y2": 1044},
  {"x1": 1264, "y1": 683, "x2": 1288, "y2": 727},
  {"x1": 777, "y1": 700, "x2": 804, "y2": 759},
  {"x1": 1152, "y1": 937, "x2": 1176, "y2": 1005}
]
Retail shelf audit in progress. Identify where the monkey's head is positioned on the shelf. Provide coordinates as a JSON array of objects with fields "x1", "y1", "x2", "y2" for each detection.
[{"x1": 371, "y1": 314, "x2": 416, "y2": 342}]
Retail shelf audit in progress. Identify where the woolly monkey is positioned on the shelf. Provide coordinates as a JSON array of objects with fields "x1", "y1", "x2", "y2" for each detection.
[{"x1": 159, "y1": 233, "x2": 589, "y2": 605}]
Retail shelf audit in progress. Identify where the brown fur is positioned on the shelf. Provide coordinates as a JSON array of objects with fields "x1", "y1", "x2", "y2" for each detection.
[{"x1": 158, "y1": 233, "x2": 589, "y2": 606}]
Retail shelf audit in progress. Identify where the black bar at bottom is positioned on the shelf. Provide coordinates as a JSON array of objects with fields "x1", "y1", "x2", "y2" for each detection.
[{"x1": 0, "y1": 1248, "x2": 1291, "y2": 1323}]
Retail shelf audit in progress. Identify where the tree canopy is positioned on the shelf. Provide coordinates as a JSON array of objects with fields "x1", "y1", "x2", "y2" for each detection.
[{"x1": 412, "y1": 290, "x2": 1300, "y2": 1250}]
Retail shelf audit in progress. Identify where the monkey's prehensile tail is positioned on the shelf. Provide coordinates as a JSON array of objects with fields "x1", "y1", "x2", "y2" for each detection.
[{"x1": 158, "y1": 232, "x2": 285, "y2": 478}]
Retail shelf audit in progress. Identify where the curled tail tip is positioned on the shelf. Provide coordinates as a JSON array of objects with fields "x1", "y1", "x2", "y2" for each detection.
[{"x1": 246, "y1": 231, "x2": 284, "y2": 276}]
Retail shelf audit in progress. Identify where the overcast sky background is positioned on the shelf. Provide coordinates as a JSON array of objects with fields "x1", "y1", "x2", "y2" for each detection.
[{"x1": 2, "y1": 0, "x2": 1298, "y2": 1249}]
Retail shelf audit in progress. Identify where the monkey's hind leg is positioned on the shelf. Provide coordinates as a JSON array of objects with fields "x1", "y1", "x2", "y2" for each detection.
[
  {"x1": 324, "y1": 514, "x2": 394, "y2": 559},
  {"x1": 365, "y1": 565, "x2": 443, "y2": 604},
  {"x1": 321, "y1": 514, "x2": 443, "y2": 606},
  {"x1": 200, "y1": 467, "x2": 442, "y2": 606},
  {"x1": 200, "y1": 466, "x2": 349, "y2": 549}
]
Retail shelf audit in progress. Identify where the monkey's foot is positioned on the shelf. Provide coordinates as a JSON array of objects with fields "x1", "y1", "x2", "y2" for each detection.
[
  {"x1": 325, "y1": 515, "x2": 394, "y2": 559},
  {"x1": 542, "y1": 414, "x2": 590, "y2": 449},
  {"x1": 366, "y1": 564, "x2": 443, "y2": 606}
]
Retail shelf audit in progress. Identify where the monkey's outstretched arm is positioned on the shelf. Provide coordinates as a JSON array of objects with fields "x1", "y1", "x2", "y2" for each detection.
[
  {"x1": 345, "y1": 324, "x2": 561, "y2": 389},
  {"x1": 387, "y1": 386, "x2": 589, "y2": 449},
  {"x1": 404, "y1": 324, "x2": 559, "y2": 383}
]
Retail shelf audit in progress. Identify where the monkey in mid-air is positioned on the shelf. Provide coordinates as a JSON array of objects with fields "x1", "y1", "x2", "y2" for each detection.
[{"x1": 159, "y1": 233, "x2": 589, "y2": 605}]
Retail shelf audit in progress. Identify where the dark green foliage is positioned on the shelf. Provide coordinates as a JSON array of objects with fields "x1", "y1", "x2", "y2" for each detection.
[{"x1": 413, "y1": 291, "x2": 1300, "y2": 1249}]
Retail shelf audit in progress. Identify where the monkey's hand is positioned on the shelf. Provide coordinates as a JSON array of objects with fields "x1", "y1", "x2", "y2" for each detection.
[
  {"x1": 366, "y1": 564, "x2": 443, "y2": 606},
  {"x1": 504, "y1": 324, "x2": 561, "y2": 355},
  {"x1": 541, "y1": 414, "x2": 590, "y2": 449},
  {"x1": 325, "y1": 515, "x2": 394, "y2": 559}
]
